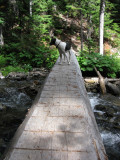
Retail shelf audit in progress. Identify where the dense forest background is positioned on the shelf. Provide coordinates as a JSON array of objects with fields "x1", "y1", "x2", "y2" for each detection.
[{"x1": 0, "y1": 0, "x2": 120, "y2": 77}]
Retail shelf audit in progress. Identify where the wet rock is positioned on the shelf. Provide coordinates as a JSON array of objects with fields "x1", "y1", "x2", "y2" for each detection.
[
  {"x1": 6, "y1": 68, "x2": 49, "y2": 81},
  {"x1": 94, "y1": 112, "x2": 106, "y2": 122},
  {"x1": 95, "y1": 105, "x2": 108, "y2": 112},
  {"x1": 7, "y1": 72, "x2": 27, "y2": 80},
  {"x1": 100, "y1": 94, "x2": 120, "y2": 107},
  {"x1": 113, "y1": 117, "x2": 120, "y2": 127},
  {"x1": 0, "y1": 139, "x2": 4, "y2": 146},
  {"x1": 115, "y1": 81, "x2": 120, "y2": 90},
  {"x1": 19, "y1": 86, "x2": 38, "y2": 99},
  {"x1": 0, "y1": 88, "x2": 8, "y2": 99},
  {"x1": 0, "y1": 138, "x2": 6, "y2": 156},
  {"x1": 109, "y1": 117, "x2": 115, "y2": 123},
  {"x1": 106, "y1": 108, "x2": 115, "y2": 117},
  {"x1": 95, "y1": 104, "x2": 116, "y2": 117},
  {"x1": 0, "y1": 72, "x2": 5, "y2": 79},
  {"x1": 85, "y1": 82, "x2": 99, "y2": 93},
  {"x1": 0, "y1": 104, "x2": 6, "y2": 110},
  {"x1": 106, "y1": 82, "x2": 120, "y2": 96}
]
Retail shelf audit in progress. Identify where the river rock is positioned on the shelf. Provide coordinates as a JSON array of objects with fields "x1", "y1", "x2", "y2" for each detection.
[
  {"x1": 0, "y1": 104, "x2": 6, "y2": 110},
  {"x1": 115, "y1": 81, "x2": 120, "y2": 90},
  {"x1": 0, "y1": 139, "x2": 5, "y2": 147},
  {"x1": 106, "y1": 108, "x2": 115, "y2": 117},
  {"x1": 85, "y1": 82, "x2": 99, "y2": 93},
  {"x1": 0, "y1": 72, "x2": 5, "y2": 79},
  {"x1": 6, "y1": 72, "x2": 27, "y2": 80},
  {"x1": 0, "y1": 138, "x2": 6, "y2": 156},
  {"x1": 95, "y1": 104, "x2": 116, "y2": 118},
  {"x1": 100, "y1": 94, "x2": 120, "y2": 107},
  {"x1": 6, "y1": 68, "x2": 49, "y2": 81},
  {"x1": 113, "y1": 116, "x2": 120, "y2": 126},
  {"x1": 95, "y1": 104, "x2": 108, "y2": 111},
  {"x1": 0, "y1": 88, "x2": 9, "y2": 99}
]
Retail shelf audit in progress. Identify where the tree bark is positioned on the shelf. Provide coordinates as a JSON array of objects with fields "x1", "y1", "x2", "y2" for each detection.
[
  {"x1": 87, "y1": 14, "x2": 92, "y2": 40},
  {"x1": 99, "y1": 0, "x2": 105, "y2": 55},
  {"x1": 87, "y1": 14, "x2": 93, "y2": 54},
  {"x1": 84, "y1": 77, "x2": 120, "y2": 83},
  {"x1": 0, "y1": 26, "x2": 4, "y2": 48},
  {"x1": 94, "y1": 67, "x2": 106, "y2": 94},
  {"x1": 78, "y1": 0, "x2": 83, "y2": 52},
  {"x1": 30, "y1": 0, "x2": 32, "y2": 16},
  {"x1": 80, "y1": 9, "x2": 83, "y2": 52}
]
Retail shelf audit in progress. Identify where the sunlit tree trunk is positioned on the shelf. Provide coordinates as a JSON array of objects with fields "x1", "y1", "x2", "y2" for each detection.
[
  {"x1": 30, "y1": 0, "x2": 32, "y2": 16},
  {"x1": 87, "y1": 14, "x2": 92, "y2": 40},
  {"x1": 99, "y1": 0, "x2": 105, "y2": 55},
  {"x1": 80, "y1": 9, "x2": 83, "y2": 52},
  {"x1": 78, "y1": 0, "x2": 83, "y2": 52},
  {"x1": 9, "y1": 0, "x2": 17, "y2": 12},
  {"x1": 0, "y1": 26, "x2": 4, "y2": 48},
  {"x1": 87, "y1": 14, "x2": 93, "y2": 54}
]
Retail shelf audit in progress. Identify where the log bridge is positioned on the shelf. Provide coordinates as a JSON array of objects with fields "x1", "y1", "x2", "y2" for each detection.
[{"x1": 3, "y1": 51, "x2": 108, "y2": 160}]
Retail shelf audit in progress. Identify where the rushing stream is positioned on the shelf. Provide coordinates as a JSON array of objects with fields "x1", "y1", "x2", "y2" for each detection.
[
  {"x1": 88, "y1": 92, "x2": 120, "y2": 160},
  {"x1": 0, "y1": 78, "x2": 120, "y2": 159}
]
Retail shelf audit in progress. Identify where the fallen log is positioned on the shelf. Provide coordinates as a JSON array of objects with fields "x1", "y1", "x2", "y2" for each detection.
[
  {"x1": 84, "y1": 77, "x2": 120, "y2": 96},
  {"x1": 106, "y1": 81, "x2": 120, "y2": 96},
  {"x1": 84, "y1": 77, "x2": 120, "y2": 83},
  {"x1": 94, "y1": 67, "x2": 106, "y2": 94}
]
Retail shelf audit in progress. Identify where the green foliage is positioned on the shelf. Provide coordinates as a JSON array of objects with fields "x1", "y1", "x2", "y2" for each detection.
[
  {"x1": 32, "y1": 45, "x2": 59, "y2": 69},
  {"x1": 45, "y1": 50, "x2": 59, "y2": 69},
  {"x1": 104, "y1": 28, "x2": 120, "y2": 48},
  {"x1": 0, "y1": 0, "x2": 120, "y2": 78},
  {"x1": 23, "y1": 64, "x2": 33, "y2": 71},
  {"x1": 0, "y1": 55, "x2": 7, "y2": 67},
  {"x1": 32, "y1": 0, "x2": 53, "y2": 38},
  {"x1": 112, "y1": 23, "x2": 120, "y2": 33},
  {"x1": 0, "y1": 17, "x2": 4, "y2": 25},
  {"x1": 1, "y1": 42, "x2": 58, "y2": 69},
  {"x1": 77, "y1": 51, "x2": 120, "y2": 78},
  {"x1": 108, "y1": 0, "x2": 120, "y2": 24},
  {"x1": 1, "y1": 66, "x2": 25, "y2": 76}
]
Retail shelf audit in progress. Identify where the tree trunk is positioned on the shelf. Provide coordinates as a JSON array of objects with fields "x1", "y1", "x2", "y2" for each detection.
[
  {"x1": 94, "y1": 67, "x2": 106, "y2": 94},
  {"x1": 87, "y1": 14, "x2": 92, "y2": 40},
  {"x1": 87, "y1": 14, "x2": 93, "y2": 54},
  {"x1": 80, "y1": 9, "x2": 83, "y2": 52},
  {"x1": 78, "y1": 0, "x2": 83, "y2": 52},
  {"x1": 84, "y1": 77, "x2": 120, "y2": 83},
  {"x1": 30, "y1": 0, "x2": 32, "y2": 16},
  {"x1": 99, "y1": 0, "x2": 105, "y2": 55},
  {"x1": 9, "y1": 0, "x2": 16, "y2": 11},
  {"x1": 0, "y1": 26, "x2": 4, "y2": 48}
]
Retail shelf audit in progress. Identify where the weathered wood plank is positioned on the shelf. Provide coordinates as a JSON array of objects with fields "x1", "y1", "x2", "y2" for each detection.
[{"x1": 3, "y1": 51, "x2": 108, "y2": 160}]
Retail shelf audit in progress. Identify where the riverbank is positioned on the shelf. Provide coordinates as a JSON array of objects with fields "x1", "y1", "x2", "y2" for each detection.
[{"x1": 0, "y1": 68, "x2": 49, "y2": 158}]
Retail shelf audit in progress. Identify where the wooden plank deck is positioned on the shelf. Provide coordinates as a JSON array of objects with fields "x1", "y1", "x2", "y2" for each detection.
[{"x1": 3, "y1": 51, "x2": 108, "y2": 160}]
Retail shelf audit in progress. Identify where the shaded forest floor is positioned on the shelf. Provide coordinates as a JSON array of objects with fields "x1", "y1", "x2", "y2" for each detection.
[{"x1": 53, "y1": 14, "x2": 120, "y2": 56}]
